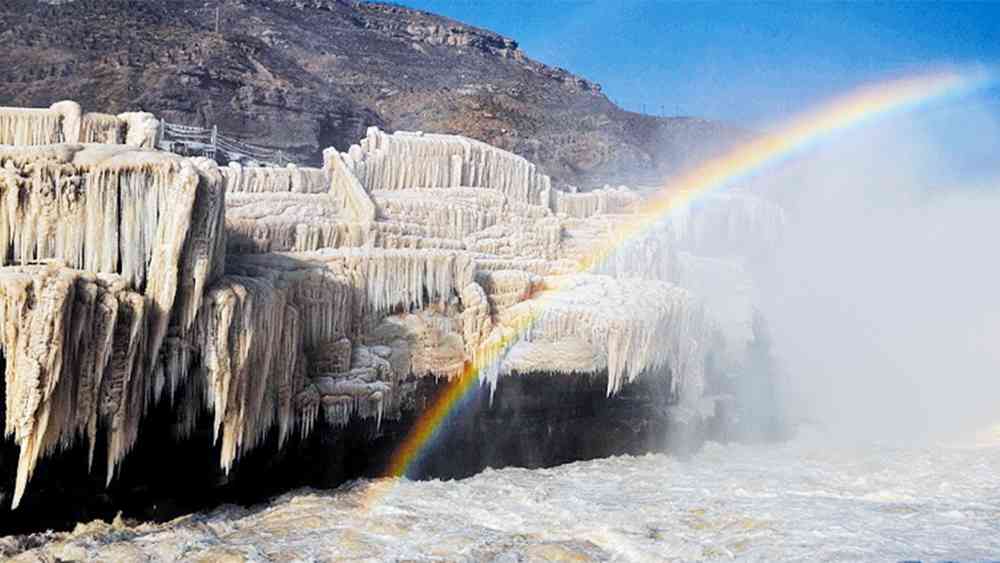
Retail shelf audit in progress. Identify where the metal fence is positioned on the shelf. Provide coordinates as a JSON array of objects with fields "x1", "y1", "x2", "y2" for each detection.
[{"x1": 158, "y1": 120, "x2": 294, "y2": 166}]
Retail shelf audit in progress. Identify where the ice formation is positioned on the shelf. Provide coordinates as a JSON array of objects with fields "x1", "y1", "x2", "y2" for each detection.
[
  {"x1": 334, "y1": 127, "x2": 552, "y2": 206},
  {"x1": 0, "y1": 142, "x2": 223, "y2": 507},
  {"x1": 80, "y1": 113, "x2": 125, "y2": 144},
  {"x1": 0, "y1": 108, "x2": 63, "y2": 146},
  {"x1": 0, "y1": 106, "x2": 783, "y2": 508},
  {"x1": 552, "y1": 185, "x2": 640, "y2": 218},
  {"x1": 0, "y1": 101, "x2": 159, "y2": 149},
  {"x1": 0, "y1": 266, "x2": 147, "y2": 507},
  {"x1": 221, "y1": 163, "x2": 329, "y2": 194}
]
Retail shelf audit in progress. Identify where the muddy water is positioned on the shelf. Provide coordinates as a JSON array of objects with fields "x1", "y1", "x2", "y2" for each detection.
[{"x1": 4, "y1": 425, "x2": 999, "y2": 562}]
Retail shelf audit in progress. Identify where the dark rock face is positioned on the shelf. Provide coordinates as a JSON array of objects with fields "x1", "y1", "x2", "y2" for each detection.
[
  {"x1": 0, "y1": 367, "x2": 732, "y2": 535},
  {"x1": 0, "y1": 0, "x2": 747, "y2": 187}
]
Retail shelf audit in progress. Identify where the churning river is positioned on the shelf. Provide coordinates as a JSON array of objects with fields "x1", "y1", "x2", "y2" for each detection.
[{"x1": 6, "y1": 424, "x2": 999, "y2": 562}]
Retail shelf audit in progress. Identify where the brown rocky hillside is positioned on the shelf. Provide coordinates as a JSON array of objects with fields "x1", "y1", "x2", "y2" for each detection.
[{"x1": 0, "y1": 0, "x2": 747, "y2": 187}]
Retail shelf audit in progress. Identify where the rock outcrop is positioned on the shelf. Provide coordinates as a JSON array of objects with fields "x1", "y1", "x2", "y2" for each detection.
[{"x1": 0, "y1": 108, "x2": 782, "y2": 529}]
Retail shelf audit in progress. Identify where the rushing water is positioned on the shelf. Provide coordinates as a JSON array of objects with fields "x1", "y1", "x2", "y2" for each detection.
[{"x1": 5, "y1": 425, "x2": 999, "y2": 562}]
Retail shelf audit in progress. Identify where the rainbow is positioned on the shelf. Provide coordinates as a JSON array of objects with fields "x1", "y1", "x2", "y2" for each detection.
[{"x1": 378, "y1": 67, "x2": 993, "y2": 487}]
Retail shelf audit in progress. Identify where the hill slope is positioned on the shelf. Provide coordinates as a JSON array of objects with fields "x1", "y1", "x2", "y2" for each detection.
[{"x1": 0, "y1": 0, "x2": 746, "y2": 187}]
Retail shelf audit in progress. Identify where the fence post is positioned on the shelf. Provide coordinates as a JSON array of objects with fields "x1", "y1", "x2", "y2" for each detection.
[
  {"x1": 157, "y1": 118, "x2": 165, "y2": 149},
  {"x1": 210, "y1": 125, "x2": 218, "y2": 160}
]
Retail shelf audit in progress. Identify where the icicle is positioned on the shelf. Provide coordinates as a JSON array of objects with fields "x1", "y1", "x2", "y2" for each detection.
[
  {"x1": 220, "y1": 163, "x2": 329, "y2": 194},
  {"x1": 80, "y1": 113, "x2": 125, "y2": 144},
  {"x1": 488, "y1": 274, "x2": 709, "y2": 399},
  {"x1": 0, "y1": 108, "x2": 63, "y2": 145},
  {"x1": 552, "y1": 185, "x2": 640, "y2": 219},
  {"x1": 330, "y1": 128, "x2": 552, "y2": 205},
  {"x1": 0, "y1": 265, "x2": 146, "y2": 507}
]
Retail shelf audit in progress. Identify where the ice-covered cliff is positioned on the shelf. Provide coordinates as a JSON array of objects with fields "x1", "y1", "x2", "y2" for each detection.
[{"x1": 0, "y1": 108, "x2": 783, "y2": 523}]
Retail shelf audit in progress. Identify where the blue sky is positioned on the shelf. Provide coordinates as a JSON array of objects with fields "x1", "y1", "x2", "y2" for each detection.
[{"x1": 397, "y1": 1, "x2": 1000, "y2": 127}]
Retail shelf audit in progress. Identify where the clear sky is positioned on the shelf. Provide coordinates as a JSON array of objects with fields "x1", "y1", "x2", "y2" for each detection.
[{"x1": 396, "y1": 1, "x2": 1000, "y2": 127}]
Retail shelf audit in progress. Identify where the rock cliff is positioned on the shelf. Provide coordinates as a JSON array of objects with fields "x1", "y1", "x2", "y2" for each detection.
[{"x1": 0, "y1": 0, "x2": 747, "y2": 187}]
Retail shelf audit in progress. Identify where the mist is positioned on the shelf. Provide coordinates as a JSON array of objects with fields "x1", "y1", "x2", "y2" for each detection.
[{"x1": 750, "y1": 98, "x2": 1000, "y2": 443}]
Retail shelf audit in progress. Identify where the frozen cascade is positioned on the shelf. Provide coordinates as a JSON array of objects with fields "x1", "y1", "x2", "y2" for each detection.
[
  {"x1": 0, "y1": 266, "x2": 147, "y2": 508},
  {"x1": 192, "y1": 275, "x2": 306, "y2": 474},
  {"x1": 253, "y1": 248, "x2": 478, "y2": 317},
  {"x1": 0, "y1": 108, "x2": 64, "y2": 146},
  {"x1": 373, "y1": 188, "x2": 510, "y2": 240},
  {"x1": 0, "y1": 145, "x2": 225, "y2": 505},
  {"x1": 552, "y1": 185, "x2": 640, "y2": 218},
  {"x1": 331, "y1": 127, "x2": 552, "y2": 207},
  {"x1": 498, "y1": 275, "x2": 707, "y2": 398},
  {"x1": 79, "y1": 113, "x2": 125, "y2": 144},
  {"x1": 220, "y1": 163, "x2": 329, "y2": 194},
  {"x1": 0, "y1": 116, "x2": 786, "y2": 507},
  {"x1": 314, "y1": 345, "x2": 396, "y2": 430},
  {"x1": 225, "y1": 192, "x2": 349, "y2": 253},
  {"x1": 0, "y1": 101, "x2": 158, "y2": 148}
]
